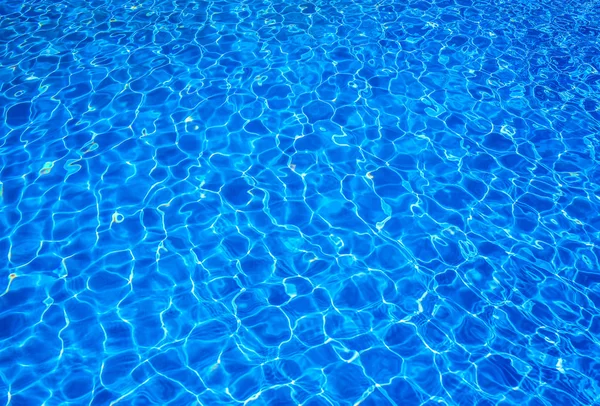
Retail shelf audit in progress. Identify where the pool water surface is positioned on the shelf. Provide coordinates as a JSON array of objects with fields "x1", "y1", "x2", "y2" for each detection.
[{"x1": 1, "y1": 0, "x2": 600, "y2": 404}]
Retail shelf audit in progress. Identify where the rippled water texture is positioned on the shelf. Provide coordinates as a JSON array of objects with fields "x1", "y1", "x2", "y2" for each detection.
[{"x1": 2, "y1": 0, "x2": 600, "y2": 404}]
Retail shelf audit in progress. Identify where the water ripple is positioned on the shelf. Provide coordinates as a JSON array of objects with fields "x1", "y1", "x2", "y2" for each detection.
[{"x1": 1, "y1": 0, "x2": 600, "y2": 404}]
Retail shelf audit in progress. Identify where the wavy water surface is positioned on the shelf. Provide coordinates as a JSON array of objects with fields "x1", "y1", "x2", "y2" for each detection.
[{"x1": 1, "y1": 0, "x2": 600, "y2": 404}]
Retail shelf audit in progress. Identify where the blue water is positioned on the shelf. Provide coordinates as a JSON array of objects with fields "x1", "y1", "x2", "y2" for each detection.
[{"x1": 1, "y1": 0, "x2": 600, "y2": 404}]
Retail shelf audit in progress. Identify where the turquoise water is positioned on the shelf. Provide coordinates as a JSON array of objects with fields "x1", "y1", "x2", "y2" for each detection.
[{"x1": 2, "y1": 0, "x2": 600, "y2": 404}]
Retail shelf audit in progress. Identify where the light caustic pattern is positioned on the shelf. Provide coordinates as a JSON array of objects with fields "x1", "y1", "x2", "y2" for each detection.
[{"x1": 1, "y1": 0, "x2": 600, "y2": 404}]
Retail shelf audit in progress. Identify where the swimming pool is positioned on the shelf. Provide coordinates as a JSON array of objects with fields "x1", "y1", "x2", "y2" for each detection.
[{"x1": 1, "y1": 0, "x2": 600, "y2": 404}]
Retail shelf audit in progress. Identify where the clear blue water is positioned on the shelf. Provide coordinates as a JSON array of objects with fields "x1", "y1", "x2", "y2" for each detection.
[{"x1": 1, "y1": 0, "x2": 600, "y2": 404}]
